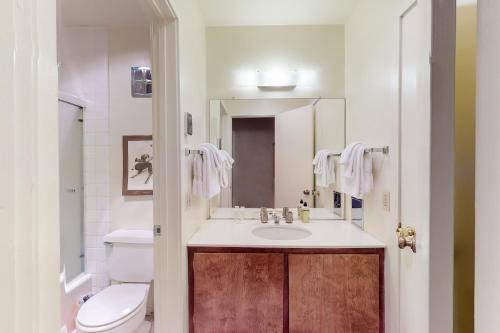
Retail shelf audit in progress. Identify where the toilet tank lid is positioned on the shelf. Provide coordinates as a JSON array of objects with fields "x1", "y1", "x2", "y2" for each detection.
[{"x1": 103, "y1": 229, "x2": 153, "y2": 244}]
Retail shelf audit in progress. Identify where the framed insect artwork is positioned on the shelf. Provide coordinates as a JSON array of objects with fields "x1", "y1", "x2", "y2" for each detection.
[{"x1": 122, "y1": 135, "x2": 153, "y2": 195}]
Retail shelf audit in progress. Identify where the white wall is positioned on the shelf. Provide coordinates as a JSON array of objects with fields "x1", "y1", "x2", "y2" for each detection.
[
  {"x1": 59, "y1": 26, "x2": 111, "y2": 293},
  {"x1": 108, "y1": 27, "x2": 153, "y2": 231},
  {"x1": 345, "y1": 1, "x2": 401, "y2": 332},
  {"x1": 475, "y1": 0, "x2": 500, "y2": 331},
  {"x1": 207, "y1": 25, "x2": 345, "y2": 99}
]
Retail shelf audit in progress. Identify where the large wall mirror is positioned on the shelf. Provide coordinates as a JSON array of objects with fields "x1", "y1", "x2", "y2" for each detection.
[{"x1": 209, "y1": 98, "x2": 345, "y2": 219}]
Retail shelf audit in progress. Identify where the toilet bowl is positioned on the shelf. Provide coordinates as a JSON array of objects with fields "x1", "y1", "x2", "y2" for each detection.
[
  {"x1": 75, "y1": 229, "x2": 154, "y2": 333},
  {"x1": 76, "y1": 284, "x2": 149, "y2": 333}
]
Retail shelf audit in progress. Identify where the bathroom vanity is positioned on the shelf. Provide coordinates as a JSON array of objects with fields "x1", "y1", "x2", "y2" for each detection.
[{"x1": 188, "y1": 220, "x2": 385, "y2": 333}]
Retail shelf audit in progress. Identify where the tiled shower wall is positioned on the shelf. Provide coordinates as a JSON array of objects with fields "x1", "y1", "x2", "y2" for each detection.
[
  {"x1": 59, "y1": 26, "x2": 110, "y2": 293},
  {"x1": 84, "y1": 114, "x2": 110, "y2": 293}
]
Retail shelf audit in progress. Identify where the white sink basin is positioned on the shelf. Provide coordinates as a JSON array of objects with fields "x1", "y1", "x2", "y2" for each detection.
[{"x1": 252, "y1": 225, "x2": 312, "y2": 241}]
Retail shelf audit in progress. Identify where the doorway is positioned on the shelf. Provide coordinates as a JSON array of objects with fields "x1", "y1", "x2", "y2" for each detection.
[
  {"x1": 232, "y1": 117, "x2": 275, "y2": 207},
  {"x1": 56, "y1": 0, "x2": 180, "y2": 331}
]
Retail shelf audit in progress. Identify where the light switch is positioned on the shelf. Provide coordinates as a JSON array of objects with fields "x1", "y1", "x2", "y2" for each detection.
[{"x1": 383, "y1": 191, "x2": 390, "y2": 211}]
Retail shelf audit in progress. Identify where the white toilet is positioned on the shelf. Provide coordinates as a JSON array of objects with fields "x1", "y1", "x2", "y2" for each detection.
[{"x1": 76, "y1": 229, "x2": 153, "y2": 333}]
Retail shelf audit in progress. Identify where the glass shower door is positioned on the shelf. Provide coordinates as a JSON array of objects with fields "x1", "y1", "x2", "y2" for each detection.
[{"x1": 58, "y1": 100, "x2": 84, "y2": 281}]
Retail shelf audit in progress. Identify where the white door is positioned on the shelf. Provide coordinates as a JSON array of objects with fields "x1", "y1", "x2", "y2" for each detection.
[
  {"x1": 399, "y1": 1, "x2": 432, "y2": 332},
  {"x1": 275, "y1": 105, "x2": 314, "y2": 208}
]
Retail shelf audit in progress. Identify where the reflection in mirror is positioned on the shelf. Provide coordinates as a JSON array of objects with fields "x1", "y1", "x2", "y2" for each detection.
[
  {"x1": 333, "y1": 191, "x2": 344, "y2": 218},
  {"x1": 58, "y1": 100, "x2": 85, "y2": 281},
  {"x1": 209, "y1": 98, "x2": 345, "y2": 219},
  {"x1": 351, "y1": 197, "x2": 364, "y2": 229}
]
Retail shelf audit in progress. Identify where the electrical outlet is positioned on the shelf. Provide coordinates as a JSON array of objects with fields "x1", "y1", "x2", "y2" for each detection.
[{"x1": 383, "y1": 192, "x2": 390, "y2": 211}]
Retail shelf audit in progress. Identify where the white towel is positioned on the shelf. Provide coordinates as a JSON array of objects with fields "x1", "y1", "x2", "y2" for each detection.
[
  {"x1": 192, "y1": 143, "x2": 234, "y2": 199},
  {"x1": 339, "y1": 142, "x2": 373, "y2": 198},
  {"x1": 312, "y1": 149, "x2": 335, "y2": 187},
  {"x1": 219, "y1": 149, "x2": 234, "y2": 188},
  {"x1": 192, "y1": 144, "x2": 222, "y2": 199}
]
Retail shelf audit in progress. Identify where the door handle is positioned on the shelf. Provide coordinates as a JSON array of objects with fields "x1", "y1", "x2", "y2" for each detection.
[{"x1": 396, "y1": 223, "x2": 416, "y2": 253}]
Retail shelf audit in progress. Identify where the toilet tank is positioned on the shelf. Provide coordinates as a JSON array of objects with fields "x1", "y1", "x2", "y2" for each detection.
[{"x1": 103, "y1": 229, "x2": 153, "y2": 283}]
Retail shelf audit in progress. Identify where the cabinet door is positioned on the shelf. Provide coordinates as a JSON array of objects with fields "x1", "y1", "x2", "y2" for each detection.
[
  {"x1": 192, "y1": 253, "x2": 284, "y2": 333},
  {"x1": 289, "y1": 254, "x2": 380, "y2": 333}
]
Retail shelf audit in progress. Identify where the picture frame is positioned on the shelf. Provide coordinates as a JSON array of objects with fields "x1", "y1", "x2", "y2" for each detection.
[{"x1": 122, "y1": 135, "x2": 153, "y2": 196}]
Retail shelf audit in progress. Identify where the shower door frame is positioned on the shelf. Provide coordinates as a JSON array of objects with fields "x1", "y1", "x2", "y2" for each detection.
[{"x1": 58, "y1": 93, "x2": 87, "y2": 283}]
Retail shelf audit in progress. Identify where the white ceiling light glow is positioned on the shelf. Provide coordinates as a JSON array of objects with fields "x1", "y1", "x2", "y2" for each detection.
[{"x1": 257, "y1": 69, "x2": 298, "y2": 89}]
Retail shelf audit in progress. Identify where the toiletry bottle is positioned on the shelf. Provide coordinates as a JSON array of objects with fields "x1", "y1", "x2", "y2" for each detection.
[
  {"x1": 302, "y1": 202, "x2": 310, "y2": 223},
  {"x1": 298, "y1": 199, "x2": 304, "y2": 220}
]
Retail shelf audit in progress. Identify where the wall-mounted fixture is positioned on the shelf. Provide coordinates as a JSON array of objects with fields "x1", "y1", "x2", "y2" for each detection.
[
  {"x1": 185, "y1": 112, "x2": 193, "y2": 136},
  {"x1": 257, "y1": 69, "x2": 297, "y2": 89},
  {"x1": 131, "y1": 66, "x2": 152, "y2": 97}
]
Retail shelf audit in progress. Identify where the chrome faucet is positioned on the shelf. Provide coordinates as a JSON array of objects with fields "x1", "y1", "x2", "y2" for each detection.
[{"x1": 273, "y1": 213, "x2": 280, "y2": 224}]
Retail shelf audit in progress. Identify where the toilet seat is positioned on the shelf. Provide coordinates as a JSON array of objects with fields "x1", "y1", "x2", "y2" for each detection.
[{"x1": 76, "y1": 284, "x2": 149, "y2": 332}]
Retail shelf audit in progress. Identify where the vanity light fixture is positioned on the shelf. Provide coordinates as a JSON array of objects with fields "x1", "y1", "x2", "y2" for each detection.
[{"x1": 257, "y1": 69, "x2": 297, "y2": 89}]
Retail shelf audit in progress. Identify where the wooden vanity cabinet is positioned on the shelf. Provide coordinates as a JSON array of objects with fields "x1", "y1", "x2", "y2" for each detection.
[
  {"x1": 288, "y1": 254, "x2": 381, "y2": 333},
  {"x1": 190, "y1": 252, "x2": 285, "y2": 333},
  {"x1": 188, "y1": 248, "x2": 384, "y2": 333}
]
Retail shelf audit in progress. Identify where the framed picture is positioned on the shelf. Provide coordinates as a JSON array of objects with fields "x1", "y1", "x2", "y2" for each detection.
[{"x1": 122, "y1": 135, "x2": 153, "y2": 196}]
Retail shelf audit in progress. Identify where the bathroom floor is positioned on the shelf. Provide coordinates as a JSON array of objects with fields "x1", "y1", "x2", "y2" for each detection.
[{"x1": 135, "y1": 320, "x2": 153, "y2": 333}]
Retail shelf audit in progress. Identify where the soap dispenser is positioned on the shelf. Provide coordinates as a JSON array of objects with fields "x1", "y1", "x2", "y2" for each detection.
[{"x1": 302, "y1": 202, "x2": 310, "y2": 223}]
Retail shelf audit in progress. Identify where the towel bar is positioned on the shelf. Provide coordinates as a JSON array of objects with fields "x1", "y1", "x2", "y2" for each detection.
[
  {"x1": 328, "y1": 146, "x2": 390, "y2": 157},
  {"x1": 185, "y1": 148, "x2": 204, "y2": 156}
]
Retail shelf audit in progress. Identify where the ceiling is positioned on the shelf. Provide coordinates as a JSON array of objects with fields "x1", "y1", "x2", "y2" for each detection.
[
  {"x1": 60, "y1": 0, "x2": 153, "y2": 27},
  {"x1": 197, "y1": 0, "x2": 360, "y2": 27}
]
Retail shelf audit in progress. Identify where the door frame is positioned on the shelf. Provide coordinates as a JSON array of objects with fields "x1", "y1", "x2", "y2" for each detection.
[
  {"x1": 428, "y1": 0, "x2": 455, "y2": 331},
  {"x1": 1, "y1": 0, "x2": 61, "y2": 330},
  {"x1": 145, "y1": 0, "x2": 183, "y2": 332}
]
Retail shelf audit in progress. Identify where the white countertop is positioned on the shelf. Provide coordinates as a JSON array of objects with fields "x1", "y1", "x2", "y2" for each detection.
[{"x1": 187, "y1": 219, "x2": 385, "y2": 249}]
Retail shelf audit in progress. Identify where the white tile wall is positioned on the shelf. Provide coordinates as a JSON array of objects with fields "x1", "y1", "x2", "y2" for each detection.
[{"x1": 84, "y1": 106, "x2": 110, "y2": 293}]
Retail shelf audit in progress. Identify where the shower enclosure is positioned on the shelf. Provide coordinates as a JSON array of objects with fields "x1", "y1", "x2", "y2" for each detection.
[{"x1": 58, "y1": 99, "x2": 84, "y2": 281}]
